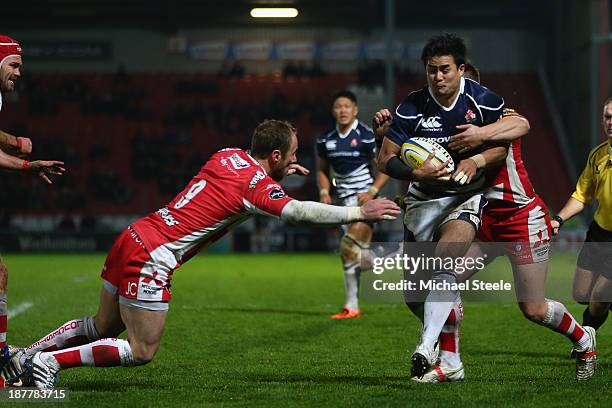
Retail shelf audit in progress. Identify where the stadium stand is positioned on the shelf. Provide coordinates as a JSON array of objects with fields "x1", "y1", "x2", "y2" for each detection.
[{"x1": 0, "y1": 72, "x2": 571, "y2": 219}]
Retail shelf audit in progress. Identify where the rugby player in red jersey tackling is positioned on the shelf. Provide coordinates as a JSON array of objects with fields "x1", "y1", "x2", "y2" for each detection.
[{"x1": 2, "y1": 119, "x2": 399, "y2": 389}]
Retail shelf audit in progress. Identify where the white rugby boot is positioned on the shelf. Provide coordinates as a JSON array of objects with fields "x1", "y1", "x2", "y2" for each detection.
[
  {"x1": 575, "y1": 326, "x2": 597, "y2": 381},
  {"x1": 30, "y1": 352, "x2": 59, "y2": 389},
  {"x1": 411, "y1": 363, "x2": 465, "y2": 383}
]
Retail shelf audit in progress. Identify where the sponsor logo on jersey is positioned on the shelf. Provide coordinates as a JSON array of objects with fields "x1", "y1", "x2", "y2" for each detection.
[
  {"x1": 415, "y1": 136, "x2": 451, "y2": 144},
  {"x1": 156, "y1": 207, "x2": 180, "y2": 226},
  {"x1": 417, "y1": 116, "x2": 443, "y2": 132},
  {"x1": 263, "y1": 183, "x2": 281, "y2": 191},
  {"x1": 326, "y1": 140, "x2": 337, "y2": 150},
  {"x1": 269, "y1": 188, "x2": 286, "y2": 200},
  {"x1": 219, "y1": 158, "x2": 239, "y2": 177},
  {"x1": 229, "y1": 152, "x2": 250, "y2": 169},
  {"x1": 249, "y1": 170, "x2": 266, "y2": 189},
  {"x1": 464, "y1": 109, "x2": 476, "y2": 123}
]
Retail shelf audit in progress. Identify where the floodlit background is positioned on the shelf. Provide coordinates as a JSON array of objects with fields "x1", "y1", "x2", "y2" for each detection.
[{"x1": 0, "y1": 0, "x2": 609, "y2": 253}]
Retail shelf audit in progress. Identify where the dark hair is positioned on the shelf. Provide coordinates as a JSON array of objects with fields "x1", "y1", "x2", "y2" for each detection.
[
  {"x1": 332, "y1": 90, "x2": 357, "y2": 105},
  {"x1": 421, "y1": 33, "x2": 467, "y2": 67},
  {"x1": 463, "y1": 62, "x2": 480, "y2": 83},
  {"x1": 250, "y1": 119, "x2": 296, "y2": 158}
]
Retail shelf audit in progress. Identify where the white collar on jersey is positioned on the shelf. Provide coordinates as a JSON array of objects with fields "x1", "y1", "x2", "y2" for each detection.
[
  {"x1": 336, "y1": 119, "x2": 358, "y2": 139},
  {"x1": 0, "y1": 91, "x2": 3, "y2": 112},
  {"x1": 245, "y1": 150, "x2": 268, "y2": 175},
  {"x1": 428, "y1": 76, "x2": 465, "y2": 112}
]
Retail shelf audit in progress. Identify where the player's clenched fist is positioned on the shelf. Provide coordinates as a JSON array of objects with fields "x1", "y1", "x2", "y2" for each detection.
[
  {"x1": 360, "y1": 198, "x2": 401, "y2": 221},
  {"x1": 15, "y1": 136, "x2": 32, "y2": 156},
  {"x1": 372, "y1": 108, "x2": 393, "y2": 139}
]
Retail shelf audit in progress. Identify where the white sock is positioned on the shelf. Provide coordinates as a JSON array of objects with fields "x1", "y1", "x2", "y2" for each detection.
[
  {"x1": 343, "y1": 262, "x2": 361, "y2": 310},
  {"x1": 26, "y1": 316, "x2": 100, "y2": 356},
  {"x1": 422, "y1": 271, "x2": 460, "y2": 350}
]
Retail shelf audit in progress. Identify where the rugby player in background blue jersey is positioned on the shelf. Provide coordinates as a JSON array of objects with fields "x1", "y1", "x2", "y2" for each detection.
[{"x1": 317, "y1": 90, "x2": 390, "y2": 319}]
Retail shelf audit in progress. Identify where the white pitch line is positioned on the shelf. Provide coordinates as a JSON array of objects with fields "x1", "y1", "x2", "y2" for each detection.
[{"x1": 8, "y1": 302, "x2": 33, "y2": 319}]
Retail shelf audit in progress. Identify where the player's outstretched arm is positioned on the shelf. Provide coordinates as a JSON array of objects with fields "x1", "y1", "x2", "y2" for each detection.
[
  {"x1": 0, "y1": 129, "x2": 32, "y2": 157},
  {"x1": 0, "y1": 148, "x2": 65, "y2": 184},
  {"x1": 448, "y1": 115, "x2": 530, "y2": 153},
  {"x1": 0, "y1": 147, "x2": 33, "y2": 171},
  {"x1": 280, "y1": 198, "x2": 400, "y2": 226}
]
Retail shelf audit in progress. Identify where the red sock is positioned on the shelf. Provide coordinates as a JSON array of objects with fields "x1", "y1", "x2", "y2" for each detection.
[
  {"x1": 542, "y1": 299, "x2": 589, "y2": 350},
  {"x1": 439, "y1": 301, "x2": 463, "y2": 367}
]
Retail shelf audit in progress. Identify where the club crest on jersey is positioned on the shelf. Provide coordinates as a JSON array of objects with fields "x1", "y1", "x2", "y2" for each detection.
[
  {"x1": 269, "y1": 188, "x2": 286, "y2": 200},
  {"x1": 350, "y1": 138, "x2": 358, "y2": 148},
  {"x1": 464, "y1": 109, "x2": 477, "y2": 123},
  {"x1": 249, "y1": 171, "x2": 266, "y2": 189},
  {"x1": 417, "y1": 116, "x2": 443, "y2": 132}
]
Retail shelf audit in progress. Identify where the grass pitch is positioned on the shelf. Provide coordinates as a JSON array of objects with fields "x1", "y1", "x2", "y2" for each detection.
[{"x1": 3, "y1": 253, "x2": 611, "y2": 407}]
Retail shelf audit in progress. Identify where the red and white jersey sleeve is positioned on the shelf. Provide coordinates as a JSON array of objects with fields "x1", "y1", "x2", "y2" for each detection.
[
  {"x1": 131, "y1": 149, "x2": 294, "y2": 265},
  {"x1": 243, "y1": 175, "x2": 294, "y2": 217},
  {"x1": 483, "y1": 109, "x2": 538, "y2": 208}
]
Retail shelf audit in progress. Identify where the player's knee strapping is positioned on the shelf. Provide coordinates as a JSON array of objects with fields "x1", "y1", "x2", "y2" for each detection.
[
  {"x1": 83, "y1": 315, "x2": 100, "y2": 342},
  {"x1": 340, "y1": 233, "x2": 369, "y2": 263}
]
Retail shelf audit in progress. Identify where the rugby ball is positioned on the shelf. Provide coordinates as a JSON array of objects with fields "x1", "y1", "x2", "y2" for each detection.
[{"x1": 400, "y1": 137, "x2": 455, "y2": 173}]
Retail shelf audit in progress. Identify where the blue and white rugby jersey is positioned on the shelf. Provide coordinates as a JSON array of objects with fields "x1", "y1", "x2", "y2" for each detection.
[
  {"x1": 317, "y1": 119, "x2": 376, "y2": 199},
  {"x1": 386, "y1": 77, "x2": 504, "y2": 198}
]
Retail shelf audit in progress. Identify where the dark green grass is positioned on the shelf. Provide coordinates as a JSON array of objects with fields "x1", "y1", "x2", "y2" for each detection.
[{"x1": 3, "y1": 253, "x2": 611, "y2": 407}]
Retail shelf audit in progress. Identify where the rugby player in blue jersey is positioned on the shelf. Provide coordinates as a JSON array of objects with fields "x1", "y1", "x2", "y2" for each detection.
[
  {"x1": 317, "y1": 90, "x2": 390, "y2": 319},
  {"x1": 376, "y1": 34, "x2": 509, "y2": 379}
]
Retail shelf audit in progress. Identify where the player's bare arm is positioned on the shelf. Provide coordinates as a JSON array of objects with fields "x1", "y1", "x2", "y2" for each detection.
[
  {"x1": 448, "y1": 115, "x2": 530, "y2": 153},
  {"x1": 451, "y1": 145, "x2": 508, "y2": 185},
  {"x1": 0, "y1": 129, "x2": 31, "y2": 156},
  {"x1": 280, "y1": 198, "x2": 400, "y2": 225},
  {"x1": 0, "y1": 148, "x2": 65, "y2": 184},
  {"x1": 317, "y1": 158, "x2": 332, "y2": 204},
  {"x1": 551, "y1": 197, "x2": 586, "y2": 235}
]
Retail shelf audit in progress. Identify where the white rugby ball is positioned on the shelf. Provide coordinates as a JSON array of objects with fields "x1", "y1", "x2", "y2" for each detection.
[{"x1": 400, "y1": 137, "x2": 455, "y2": 173}]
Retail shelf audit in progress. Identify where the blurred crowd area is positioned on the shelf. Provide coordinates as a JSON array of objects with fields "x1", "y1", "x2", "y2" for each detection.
[
  {"x1": 0, "y1": 61, "x2": 565, "y2": 235},
  {"x1": 0, "y1": 62, "x2": 417, "y2": 226}
]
